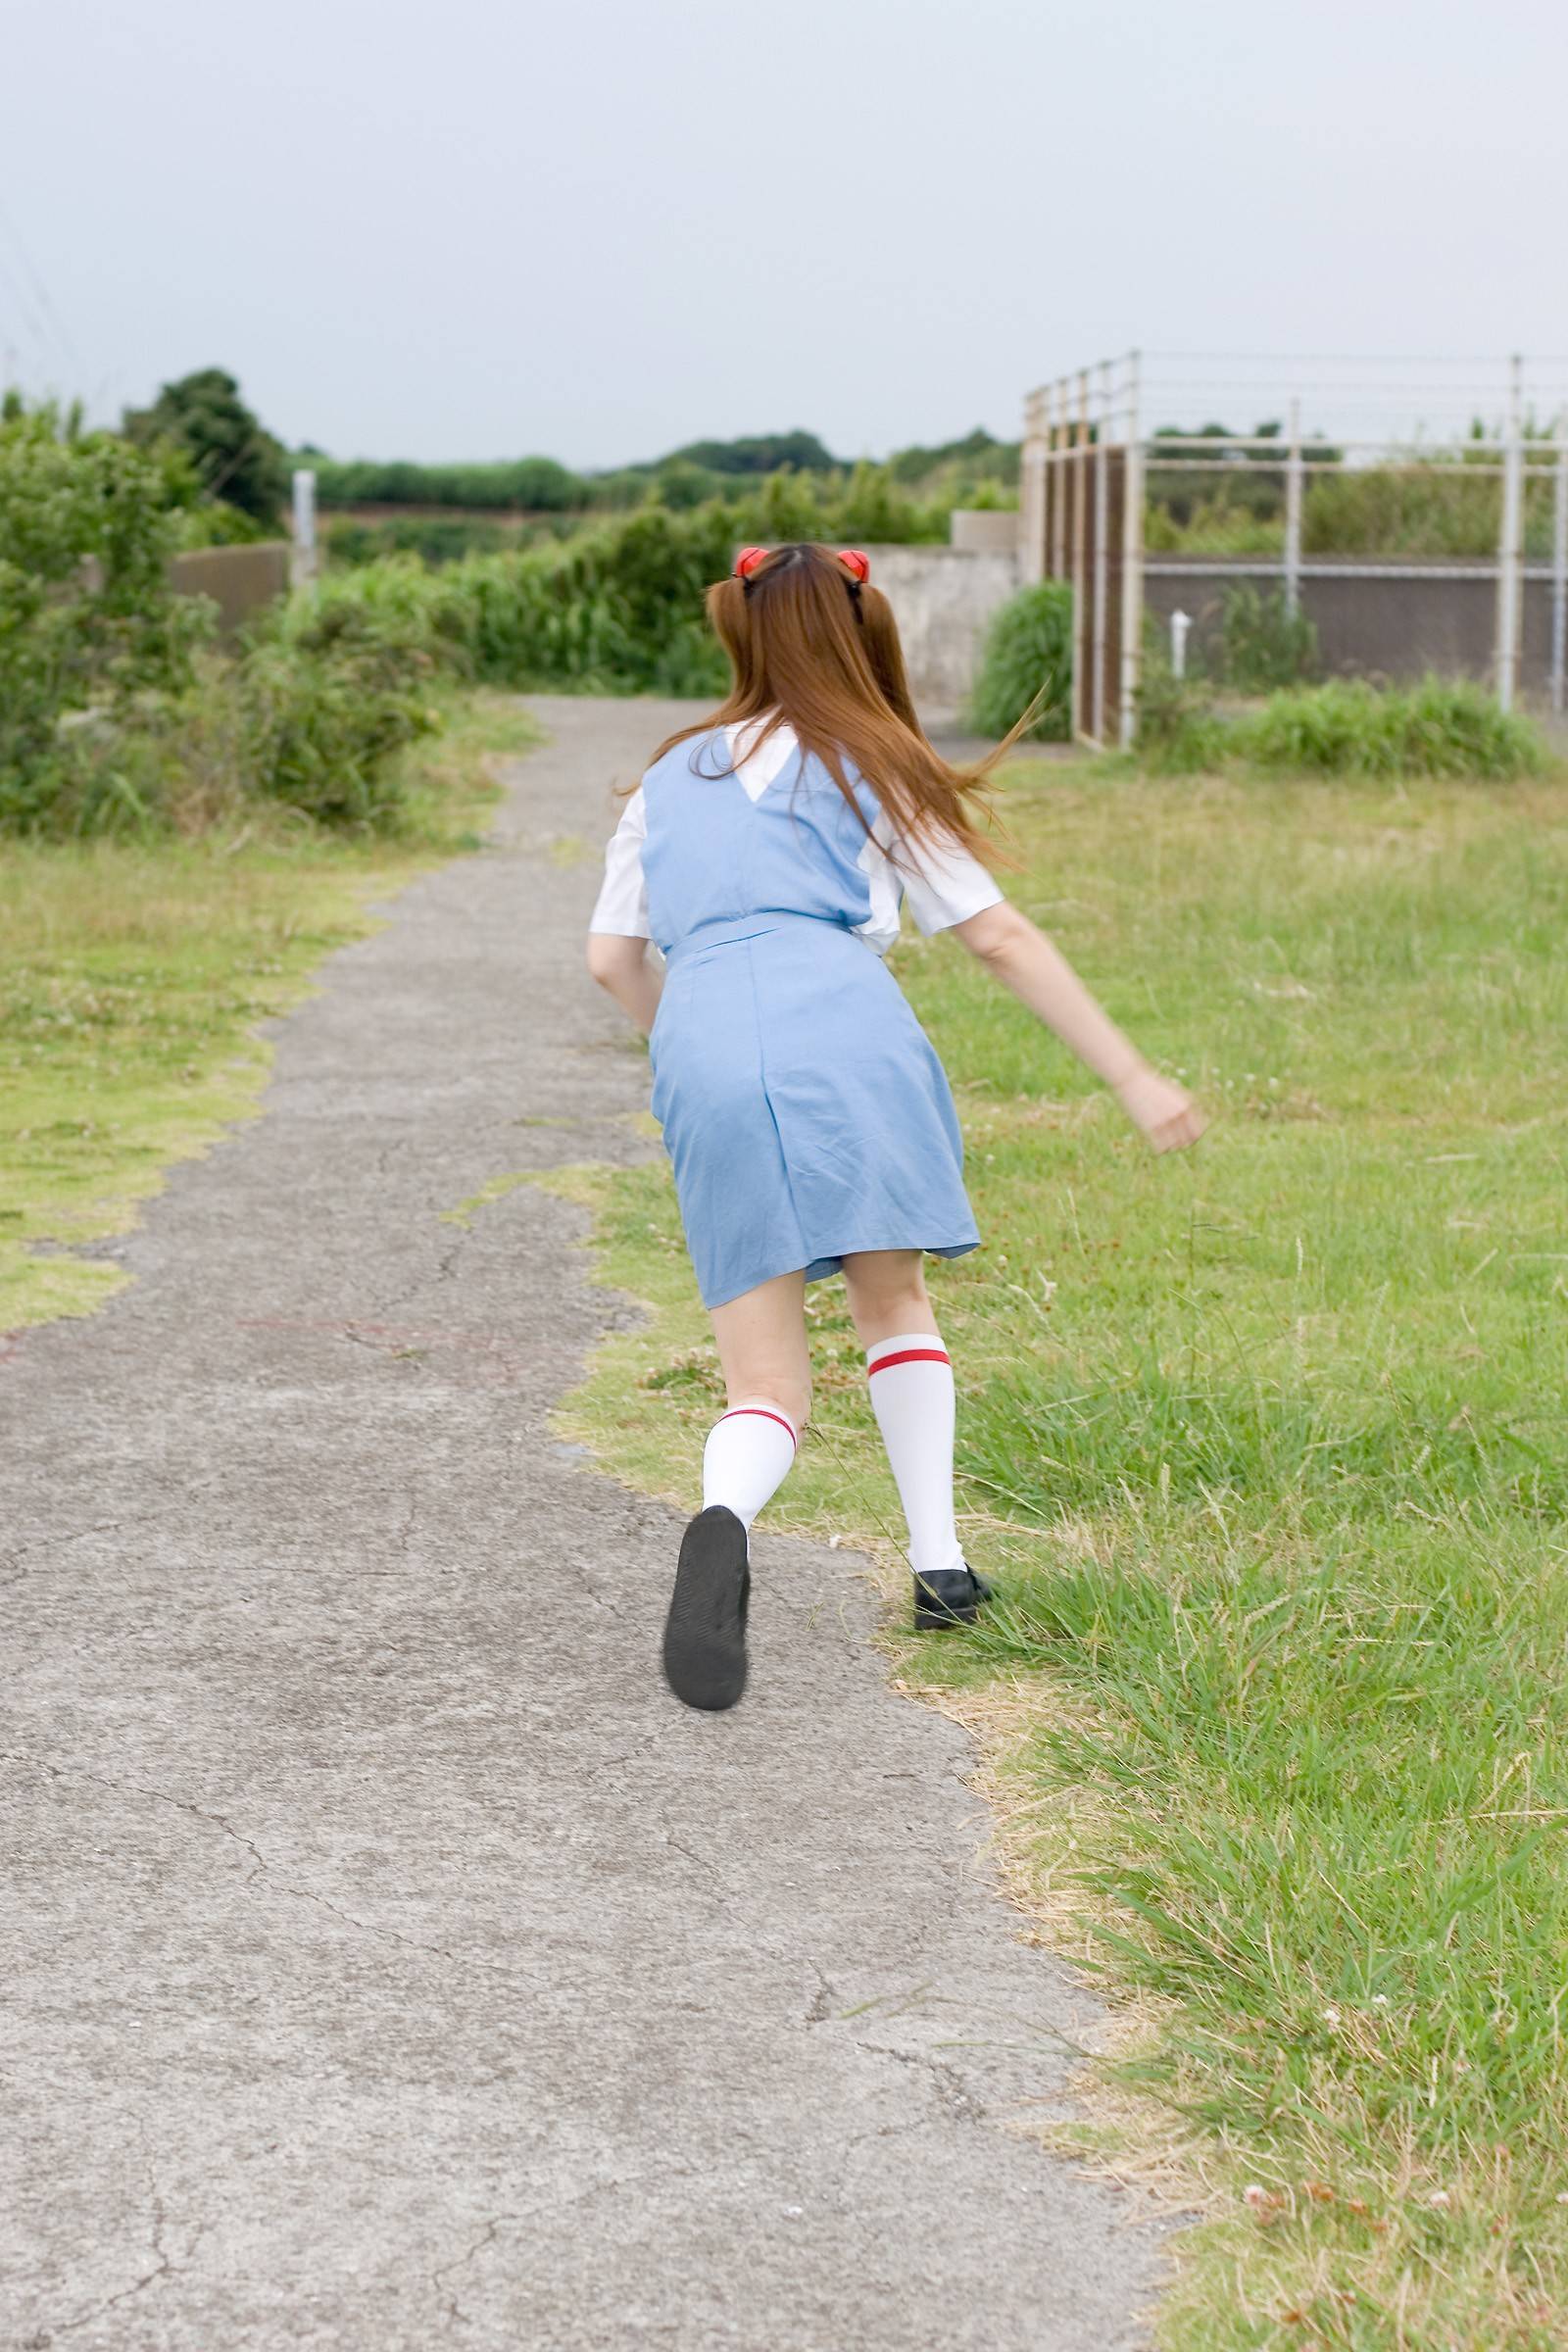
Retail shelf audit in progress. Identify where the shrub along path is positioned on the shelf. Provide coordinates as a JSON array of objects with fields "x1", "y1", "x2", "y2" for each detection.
[{"x1": 1, "y1": 698, "x2": 1173, "y2": 2352}]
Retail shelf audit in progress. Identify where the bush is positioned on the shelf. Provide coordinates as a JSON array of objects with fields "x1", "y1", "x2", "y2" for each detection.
[
  {"x1": 1218, "y1": 584, "x2": 1318, "y2": 692},
  {"x1": 269, "y1": 555, "x2": 476, "y2": 683},
  {"x1": 0, "y1": 406, "x2": 213, "y2": 830},
  {"x1": 967, "y1": 581, "x2": 1073, "y2": 741},
  {"x1": 1137, "y1": 674, "x2": 1548, "y2": 781},
  {"x1": 1, "y1": 426, "x2": 975, "y2": 837},
  {"x1": 1243, "y1": 676, "x2": 1547, "y2": 779},
  {"x1": 1134, "y1": 665, "x2": 1232, "y2": 773},
  {"x1": 237, "y1": 641, "x2": 440, "y2": 825}
]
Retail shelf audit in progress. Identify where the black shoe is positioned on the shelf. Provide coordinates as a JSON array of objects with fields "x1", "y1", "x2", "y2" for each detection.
[
  {"x1": 912, "y1": 1563, "x2": 994, "y2": 1631},
  {"x1": 662, "y1": 1505, "x2": 751, "y2": 1711}
]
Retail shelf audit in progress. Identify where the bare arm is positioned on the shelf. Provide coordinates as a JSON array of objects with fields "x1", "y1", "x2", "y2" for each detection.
[
  {"x1": 586, "y1": 934, "x2": 663, "y2": 1035},
  {"x1": 953, "y1": 901, "x2": 1205, "y2": 1152}
]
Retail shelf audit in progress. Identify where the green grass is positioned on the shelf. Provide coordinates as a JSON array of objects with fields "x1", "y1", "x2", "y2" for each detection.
[
  {"x1": 539, "y1": 756, "x2": 1568, "y2": 2349},
  {"x1": 0, "y1": 690, "x2": 539, "y2": 1331}
]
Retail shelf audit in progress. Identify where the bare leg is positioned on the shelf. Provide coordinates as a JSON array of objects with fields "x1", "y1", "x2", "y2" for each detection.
[
  {"x1": 709, "y1": 1268, "x2": 812, "y2": 1433},
  {"x1": 840, "y1": 1250, "x2": 937, "y2": 1349}
]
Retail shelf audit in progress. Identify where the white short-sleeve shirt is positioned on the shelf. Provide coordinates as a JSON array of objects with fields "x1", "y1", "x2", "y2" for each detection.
[
  {"x1": 587, "y1": 717, "x2": 1003, "y2": 952},
  {"x1": 588, "y1": 782, "x2": 651, "y2": 937}
]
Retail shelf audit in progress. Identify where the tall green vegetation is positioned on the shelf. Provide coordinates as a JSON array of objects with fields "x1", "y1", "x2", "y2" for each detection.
[
  {"x1": 0, "y1": 405, "x2": 213, "y2": 830},
  {"x1": 286, "y1": 503, "x2": 738, "y2": 703},
  {"x1": 1139, "y1": 674, "x2": 1547, "y2": 781},
  {"x1": 1300, "y1": 455, "x2": 1556, "y2": 560},
  {"x1": 1146, "y1": 416, "x2": 1566, "y2": 560},
  {"x1": 0, "y1": 406, "x2": 741, "y2": 836},
  {"x1": 1217, "y1": 583, "x2": 1319, "y2": 692},
  {"x1": 0, "y1": 400, "x2": 442, "y2": 836},
  {"x1": 308, "y1": 424, "x2": 1023, "y2": 562},
  {"x1": 319, "y1": 459, "x2": 966, "y2": 571},
  {"x1": 1241, "y1": 675, "x2": 1547, "y2": 778},
  {"x1": 967, "y1": 581, "x2": 1073, "y2": 742}
]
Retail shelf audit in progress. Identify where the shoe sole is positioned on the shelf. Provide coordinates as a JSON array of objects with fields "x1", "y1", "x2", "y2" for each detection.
[{"x1": 662, "y1": 1505, "x2": 749, "y2": 1711}]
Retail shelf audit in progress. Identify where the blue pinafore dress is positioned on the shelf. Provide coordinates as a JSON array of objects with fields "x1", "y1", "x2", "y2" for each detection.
[{"x1": 588, "y1": 719, "x2": 1003, "y2": 1310}]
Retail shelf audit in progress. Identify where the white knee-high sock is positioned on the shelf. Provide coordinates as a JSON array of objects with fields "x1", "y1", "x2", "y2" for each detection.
[
  {"x1": 866, "y1": 1332, "x2": 963, "y2": 1580},
  {"x1": 701, "y1": 1404, "x2": 798, "y2": 1528}
]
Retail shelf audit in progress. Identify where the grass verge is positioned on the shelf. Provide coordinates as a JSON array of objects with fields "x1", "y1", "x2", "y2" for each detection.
[
  {"x1": 0, "y1": 689, "x2": 540, "y2": 1333},
  {"x1": 538, "y1": 754, "x2": 1568, "y2": 2349}
]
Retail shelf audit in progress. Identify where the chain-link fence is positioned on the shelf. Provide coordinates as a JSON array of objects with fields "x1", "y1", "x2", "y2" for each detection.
[{"x1": 1020, "y1": 353, "x2": 1568, "y2": 746}]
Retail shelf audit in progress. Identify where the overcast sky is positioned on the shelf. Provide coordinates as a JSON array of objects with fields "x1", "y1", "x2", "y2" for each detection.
[{"x1": 2, "y1": 0, "x2": 1565, "y2": 466}]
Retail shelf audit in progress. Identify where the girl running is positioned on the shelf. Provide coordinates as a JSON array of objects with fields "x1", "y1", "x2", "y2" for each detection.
[{"x1": 588, "y1": 543, "x2": 1203, "y2": 1712}]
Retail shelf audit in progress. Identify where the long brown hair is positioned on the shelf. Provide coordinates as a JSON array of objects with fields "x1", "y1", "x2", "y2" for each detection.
[{"x1": 652, "y1": 542, "x2": 1031, "y2": 859}]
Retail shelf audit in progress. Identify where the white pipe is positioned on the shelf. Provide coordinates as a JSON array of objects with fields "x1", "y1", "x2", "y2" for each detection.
[
  {"x1": 1170, "y1": 610, "x2": 1192, "y2": 679},
  {"x1": 1283, "y1": 397, "x2": 1303, "y2": 617}
]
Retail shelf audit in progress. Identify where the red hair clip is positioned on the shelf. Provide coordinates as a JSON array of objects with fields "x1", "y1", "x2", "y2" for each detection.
[{"x1": 733, "y1": 545, "x2": 870, "y2": 585}]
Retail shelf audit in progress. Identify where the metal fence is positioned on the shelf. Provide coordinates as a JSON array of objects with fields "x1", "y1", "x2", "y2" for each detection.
[{"x1": 1020, "y1": 353, "x2": 1568, "y2": 747}]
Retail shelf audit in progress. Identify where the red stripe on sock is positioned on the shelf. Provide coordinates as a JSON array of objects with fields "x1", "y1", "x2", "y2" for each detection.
[
  {"x1": 867, "y1": 1347, "x2": 951, "y2": 1375},
  {"x1": 719, "y1": 1406, "x2": 798, "y2": 1447}
]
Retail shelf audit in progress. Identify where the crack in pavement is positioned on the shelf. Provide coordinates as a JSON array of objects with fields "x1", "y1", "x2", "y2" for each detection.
[
  {"x1": 0, "y1": 1518, "x2": 126, "y2": 1591},
  {"x1": 48, "y1": 2123, "x2": 182, "y2": 2339},
  {"x1": 6, "y1": 1751, "x2": 561, "y2": 1995}
]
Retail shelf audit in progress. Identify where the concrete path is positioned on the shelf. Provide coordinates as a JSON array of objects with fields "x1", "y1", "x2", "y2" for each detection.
[{"x1": 2, "y1": 699, "x2": 1172, "y2": 2349}]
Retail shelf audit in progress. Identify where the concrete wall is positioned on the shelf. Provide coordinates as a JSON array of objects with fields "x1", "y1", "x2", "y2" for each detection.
[
  {"x1": 169, "y1": 541, "x2": 292, "y2": 635},
  {"x1": 863, "y1": 543, "x2": 1021, "y2": 706},
  {"x1": 949, "y1": 510, "x2": 1020, "y2": 555},
  {"x1": 1145, "y1": 559, "x2": 1561, "y2": 697}
]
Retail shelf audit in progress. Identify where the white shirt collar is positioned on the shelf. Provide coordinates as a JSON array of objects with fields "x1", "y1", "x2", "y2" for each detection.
[{"x1": 726, "y1": 713, "x2": 799, "y2": 803}]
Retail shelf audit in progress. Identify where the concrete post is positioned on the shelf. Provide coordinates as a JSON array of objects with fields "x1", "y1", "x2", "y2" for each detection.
[
  {"x1": 1051, "y1": 382, "x2": 1067, "y2": 581},
  {"x1": 1019, "y1": 395, "x2": 1048, "y2": 587},
  {"x1": 291, "y1": 467, "x2": 318, "y2": 588}
]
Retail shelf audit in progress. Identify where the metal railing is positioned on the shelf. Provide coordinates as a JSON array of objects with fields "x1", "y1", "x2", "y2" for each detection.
[{"x1": 1020, "y1": 353, "x2": 1568, "y2": 746}]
